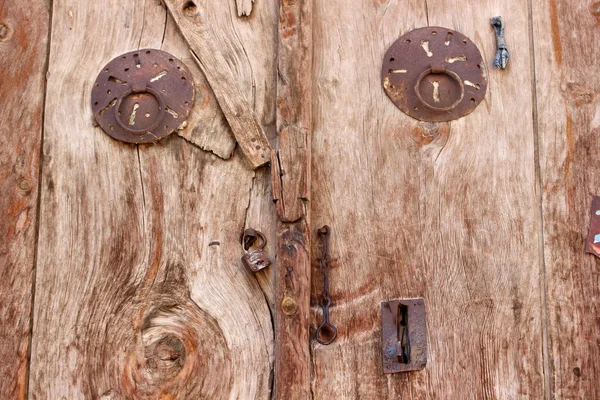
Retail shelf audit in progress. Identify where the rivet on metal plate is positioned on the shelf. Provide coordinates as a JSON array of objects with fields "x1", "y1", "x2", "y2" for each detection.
[
  {"x1": 382, "y1": 27, "x2": 487, "y2": 122},
  {"x1": 91, "y1": 49, "x2": 195, "y2": 144},
  {"x1": 381, "y1": 298, "x2": 427, "y2": 373}
]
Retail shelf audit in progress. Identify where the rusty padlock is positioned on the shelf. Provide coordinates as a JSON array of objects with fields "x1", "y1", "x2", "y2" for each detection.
[{"x1": 241, "y1": 229, "x2": 271, "y2": 273}]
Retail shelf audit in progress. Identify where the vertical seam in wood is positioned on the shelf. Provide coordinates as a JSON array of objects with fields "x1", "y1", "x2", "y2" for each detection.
[
  {"x1": 308, "y1": 1, "x2": 315, "y2": 398},
  {"x1": 527, "y1": 0, "x2": 553, "y2": 398},
  {"x1": 137, "y1": 0, "x2": 148, "y2": 49},
  {"x1": 160, "y1": 5, "x2": 168, "y2": 47},
  {"x1": 136, "y1": 146, "x2": 147, "y2": 235},
  {"x1": 27, "y1": 0, "x2": 55, "y2": 396}
]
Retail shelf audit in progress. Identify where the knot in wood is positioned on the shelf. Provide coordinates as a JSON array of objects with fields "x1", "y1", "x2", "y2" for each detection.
[
  {"x1": 0, "y1": 23, "x2": 11, "y2": 41},
  {"x1": 144, "y1": 335, "x2": 186, "y2": 382}
]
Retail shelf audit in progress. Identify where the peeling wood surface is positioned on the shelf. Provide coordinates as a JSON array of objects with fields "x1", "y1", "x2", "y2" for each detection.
[
  {"x1": 310, "y1": 0, "x2": 544, "y2": 398},
  {"x1": 0, "y1": 0, "x2": 49, "y2": 397},
  {"x1": 164, "y1": 0, "x2": 273, "y2": 169},
  {"x1": 533, "y1": 0, "x2": 600, "y2": 397},
  {"x1": 28, "y1": 0, "x2": 275, "y2": 398}
]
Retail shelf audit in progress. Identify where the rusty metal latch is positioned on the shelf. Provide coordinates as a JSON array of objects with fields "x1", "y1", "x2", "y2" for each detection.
[
  {"x1": 381, "y1": 298, "x2": 427, "y2": 373},
  {"x1": 490, "y1": 16, "x2": 510, "y2": 69},
  {"x1": 241, "y1": 229, "x2": 272, "y2": 273},
  {"x1": 315, "y1": 226, "x2": 337, "y2": 345},
  {"x1": 585, "y1": 196, "x2": 600, "y2": 258},
  {"x1": 382, "y1": 27, "x2": 487, "y2": 122},
  {"x1": 92, "y1": 49, "x2": 194, "y2": 144}
]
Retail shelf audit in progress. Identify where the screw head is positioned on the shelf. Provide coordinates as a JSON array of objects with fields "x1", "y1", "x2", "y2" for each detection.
[
  {"x1": 281, "y1": 297, "x2": 297, "y2": 316},
  {"x1": 0, "y1": 23, "x2": 11, "y2": 41}
]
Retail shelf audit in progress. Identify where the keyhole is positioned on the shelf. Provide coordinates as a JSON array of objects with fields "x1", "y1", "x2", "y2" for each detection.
[
  {"x1": 431, "y1": 81, "x2": 440, "y2": 103},
  {"x1": 397, "y1": 304, "x2": 410, "y2": 364},
  {"x1": 129, "y1": 103, "x2": 140, "y2": 126}
]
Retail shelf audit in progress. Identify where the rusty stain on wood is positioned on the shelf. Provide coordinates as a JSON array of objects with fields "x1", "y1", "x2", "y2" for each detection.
[
  {"x1": 549, "y1": 0, "x2": 563, "y2": 65},
  {"x1": 0, "y1": 0, "x2": 49, "y2": 397}
]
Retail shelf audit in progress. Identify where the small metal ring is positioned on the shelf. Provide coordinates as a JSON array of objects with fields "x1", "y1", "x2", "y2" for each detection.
[
  {"x1": 316, "y1": 320, "x2": 338, "y2": 345},
  {"x1": 414, "y1": 66, "x2": 465, "y2": 112},
  {"x1": 242, "y1": 229, "x2": 267, "y2": 252},
  {"x1": 113, "y1": 87, "x2": 167, "y2": 134}
]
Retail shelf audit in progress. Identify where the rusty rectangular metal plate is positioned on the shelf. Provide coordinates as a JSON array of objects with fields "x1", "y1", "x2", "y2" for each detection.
[
  {"x1": 585, "y1": 196, "x2": 600, "y2": 257},
  {"x1": 381, "y1": 298, "x2": 427, "y2": 373}
]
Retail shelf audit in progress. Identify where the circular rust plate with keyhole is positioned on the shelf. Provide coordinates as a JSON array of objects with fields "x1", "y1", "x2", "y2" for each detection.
[
  {"x1": 382, "y1": 27, "x2": 487, "y2": 122},
  {"x1": 92, "y1": 49, "x2": 194, "y2": 143}
]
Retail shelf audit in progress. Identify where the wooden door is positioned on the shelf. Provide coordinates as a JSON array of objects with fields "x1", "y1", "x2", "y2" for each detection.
[{"x1": 0, "y1": 0, "x2": 599, "y2": 398}]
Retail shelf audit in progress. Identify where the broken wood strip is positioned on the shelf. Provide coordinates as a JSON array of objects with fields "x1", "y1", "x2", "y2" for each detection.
[
  {"x1": 163, "y1": 0, "x2": 272, "y2": 170},
  {"x1": 0, "y1": 0, "x2": 49, "y2": 397},
  {"x1": 533, "y1": 0, "x2": 600, "y2": 397},
  {"x1": 161, "y1": 14, "x2": 237, "y2": 159},
  {"x1": 159, "y1": 0, "x2": 278, "y2": 160},
  {"x1": 272, "y1": 0, "x2": 312, "y2": 222},
  {"x1": 273, "y1": 0, "x2": 313, "y2": 398}
]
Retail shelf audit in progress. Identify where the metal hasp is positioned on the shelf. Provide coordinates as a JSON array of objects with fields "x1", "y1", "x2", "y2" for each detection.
[
  {"x1": 382, "y1": 27, "x2": 487, "y2": 122},
  {"x1": 585, "y1": 196, "x2": 600, "y2": 258},
  {"x1": 315, "y1": 225, "x2": 337, "y2": 345},
  {"x1": 92, "y1": 49, "x2": 194, "y2": 143},
  {"x1": 490, "y1": 16, "x2": 510, "y2": 69},
  {"x1": 381, "y1": 298, "x2": 427, "y2": 373}
]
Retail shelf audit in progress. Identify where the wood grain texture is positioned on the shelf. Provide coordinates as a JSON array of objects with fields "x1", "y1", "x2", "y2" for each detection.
[
  {"x1": 30, "y1": 0, "x2": 275, "y2": 398},
  {"x1": 273, "y1": 0, "x2": 313, "y2": 398},
  {"x1": 533, "y1": 0, "x2": 600, "y2": 397},
  {"x1": 164, "y1": 0, "x2": 273, "y2": 169},
  {"x1": 310, "y1": 0, "x2": 544, "y2": 398},
  {"x1": 0, "y1": 0, "x2": 49, "y2": 397}
]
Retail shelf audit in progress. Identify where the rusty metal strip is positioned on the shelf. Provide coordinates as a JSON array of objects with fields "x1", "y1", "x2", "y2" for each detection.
[{"x1": 585, "y1": 196, "x2": 600, "y2": 257}]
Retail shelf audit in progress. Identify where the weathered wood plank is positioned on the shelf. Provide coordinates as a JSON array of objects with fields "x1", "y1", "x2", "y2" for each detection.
[
  {"x1": 30, "y1": 0, "x2": 275, "y2": 398},
  {"x1": 533, "y1": 0, "x2": 600, "y2": 397},
  {"x1": 273, "y1": 0, "x2": 313, "y2": 398},
  {"x1": 0, "y1": 0, "x2": 49, "y2": 397},
  {"x1": 310, "y1": 0, "x2": 544, "y2": 398},
  {"x1": 164, "y1": 0, "x2": 273, "y2": 170}
]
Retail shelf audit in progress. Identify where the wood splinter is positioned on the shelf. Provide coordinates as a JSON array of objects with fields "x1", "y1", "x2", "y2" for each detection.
[{"x1": 163, "y1": 0, "x2": 272, "y2": 169}]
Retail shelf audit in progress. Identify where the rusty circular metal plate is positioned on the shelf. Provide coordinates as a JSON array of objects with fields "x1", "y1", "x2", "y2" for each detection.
[
  {"x1": 92, "y1": 49, "x2": 194, "y2": 143},
  {"x1": 382, "y1": 27, "x2": 487, "y2": 122}
]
